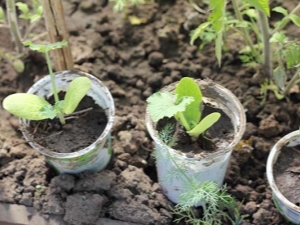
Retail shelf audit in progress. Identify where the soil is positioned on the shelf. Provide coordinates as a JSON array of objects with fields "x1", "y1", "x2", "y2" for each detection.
[
  {"x1": 1, "y1": 0, "x2": 300, "y2": 224},
  {"x1": 274, "y1": 145, "x2": 300, "y2": 206},
  {"x1": 27, "y1": 94, "x2": 107, "y2": 153},
  {"x1": 156, "y1": 105, "x2": 234, "y2": 156}
]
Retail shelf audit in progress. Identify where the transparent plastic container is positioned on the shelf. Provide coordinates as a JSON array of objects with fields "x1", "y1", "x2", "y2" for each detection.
[
  {"x1": 145, "y1": 79, "x2": 246, "y2": 205},
  {"x1": 20, "y1": 70, "x2": 115, "y2": 174}
]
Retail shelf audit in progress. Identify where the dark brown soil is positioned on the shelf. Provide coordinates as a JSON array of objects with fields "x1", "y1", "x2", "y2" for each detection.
[
  {"x1": 1, "y1": 0, "x2": 300, "y2": 224},
  {"x1": 28, "y1": 94, "x2": 107, "y2": 153},
  {"x1": 156, "y1": 105, "x2": 234, "y2": 156},
  {"x1": 274, "y1": 145, "x2": 300, "y2": 206}
]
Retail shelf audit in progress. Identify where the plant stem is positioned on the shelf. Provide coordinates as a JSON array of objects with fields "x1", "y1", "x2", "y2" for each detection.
[
  {"x1": 231, "y1": 0, "x2": 259, "y2": 60},
  {"x1": 6, "y1": 0, "x2": 23, "y2": 53},
  {"x1": 44, "y1": 50, "x2": 66, "y2": 125},
  {"x1": 283, "y1": 70, "x2": 300, "y2": 96},
  {"x1": 271, "y1": 2, "x2": 300, "y2": 35},
  {"x1": 177, "y1": 112, "x2": 191, "y2": 131},
  {"x1": 258, "y1": 10, "x2": 273, "y2": 78}
]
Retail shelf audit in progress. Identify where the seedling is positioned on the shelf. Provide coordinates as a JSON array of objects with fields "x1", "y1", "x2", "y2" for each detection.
[
  {"x1": 2, "y1": 40, "x2": 91, "y2": 125},
  {"x1": 147, "y1": 77, "x2": 221, "y2": 141}
]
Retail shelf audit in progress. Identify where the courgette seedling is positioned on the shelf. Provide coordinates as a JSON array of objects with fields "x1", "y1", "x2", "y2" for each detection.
[
  {"x1": 2, "y1": 40, "x2": 91, "y2": 125},
  {"x1": 147, "y1": 77, "x2": 221, "y2": 141}
]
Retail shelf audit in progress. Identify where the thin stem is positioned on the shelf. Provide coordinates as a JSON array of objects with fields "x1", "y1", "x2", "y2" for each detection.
[
  {"x1": 258, "y1": 10, "x2": 273, "y2": 77},
  {"x1": 44, "y1": 50, "x2": 66, "y2": 125},
  {"x1": 283, "y1": 70, "x2": 300, "y2": 96},
  {"x1": 6, "y1": 0, "x2": 23, "y2": 53},
  {"x1": 231, "y1": 0, "x2": 259, "y2": 60},
  {"x1": 177, "y1": 112, "x2": 191, "y2": 131},
  {"x1": 272, "y1": 2, "x2": 300, "y2": 35}
]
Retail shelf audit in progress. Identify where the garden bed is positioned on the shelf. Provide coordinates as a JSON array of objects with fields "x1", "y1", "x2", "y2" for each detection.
[{"x1": 0, "y1": 0, "x2": 299, "y2": 224}]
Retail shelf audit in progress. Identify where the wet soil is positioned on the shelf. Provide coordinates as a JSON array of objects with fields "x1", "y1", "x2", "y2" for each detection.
[
  {"x1": 274, "y1": 145, "x2": 300, "y2": 206},
  {"x1": 28, "y1": 94, "x2": 107, "y2": 153},
  {"x1": 1, "y1": 0, "x2": 300, "y2": 224}
]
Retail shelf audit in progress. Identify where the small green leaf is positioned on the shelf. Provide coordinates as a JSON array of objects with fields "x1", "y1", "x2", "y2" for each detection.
[
  {"x1": 12, "y1": 59, "x2": 25, "y2": 73},
  {"x1": 39, "y1": 104, "x2": 57, "y2": 119},
  {"x1": 23, "y1": 40, "x2": 68, "y2": 53},
  {"x1": 270, "y1": 32, "x2": 287, "y2": 43},
  {"x1": 175, "y1": 77, "x2": 202, "y2": 128},
  {"x1": 245, "y1": 0, "x2": 270, "y2": 16},
  {"x1": 273, "y1": 66, "x2": 286, "y2": 90},
  {"x1": 30, "y1": 14, "x2": 41, "y2": 23},
  {"x1": 3, "y1": 93, "x2": 51, "y2": 120},
  {"x1": 289, "y1": 14, "x2": 300, "y2": 27},
  {"x1": 187, "y1": 112, "x2": 221, "y2": 138},
  {"x1": 272, "y1": 6, "x2": 288, "y2": 16},
  {"x1": 243, "y1": 8, "x2": 257, "y2": 19},
  {"x1": 16, "y1": 2, "x2": 29, "y2": 14},
  {"x1": 63, "y1": 77, "x2": 91, "y2": 114},
  {"x1": 146, "y1": 92, "x2": 194, "y2": 122},
  {"x1": 190, "y1": 22, "x2": 211, "y2": 45},
  {"x1": 36, "y1": 5, "x2": 43, "y2": 15}
]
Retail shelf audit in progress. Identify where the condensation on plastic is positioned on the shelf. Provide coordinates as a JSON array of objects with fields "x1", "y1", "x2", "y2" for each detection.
[
  {"x1": 267, "y1": 131, "x2": 300, "y2": 224},
  {"x1": 145, "y1": 79, "x2": 246, "y2": 205},
  {"x1": 20, "y1": 70, "x2": 115, "y2": 174}
]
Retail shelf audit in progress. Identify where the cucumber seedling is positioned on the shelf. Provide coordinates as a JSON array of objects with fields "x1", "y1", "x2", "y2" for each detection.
[
  {"x1": 147, "y1": 77, "x2": 221, "y2": 141},
  {"x1": 2, "y1": 40, "x2": 91, "y2": 125}
]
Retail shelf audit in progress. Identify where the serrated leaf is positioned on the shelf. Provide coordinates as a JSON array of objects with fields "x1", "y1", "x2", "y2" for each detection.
[
  {"x1": 273, "y1": 66, "x2": 286, "y2": 90},
  {"x1": 3, "y1": 93, "x2": 51, "y2": 120},
  {"x1": 272, "y1": 6, "x2": 288, "y2": 16},
  {"x1": 146, "y1": 92, "x2": 194, "y2": 122},
  {"x1": 290, "y1": 14, "x2": 300, "y2": 27},
  {"x1": 39, "y1": 104, "x2": 57, "y2": 119},
  {"x1": 174, "y1": 77, "x2": 202, "y2": 128},
  {"x1": 190, "y1": 22, "x2": 211, "y2": 45},
  {"x1": 12, "y1": 59, "x2": 25, "y2": 73},
  {"x1": 187, "y1": 112, "x2": 221, "y2": 137},
  {"x1": 245, "y1": 0, "x2": 270, "y2": 16},
  {"x1": 63, "y1": 77, "x2": 91, "y2": 114},
  {"x1": 270, "y1": 32, "x2": 287, "y2": 43},
  {"x1": 284, "y1": 43, "x2": 300, "y2": 69},
  {"x1": 16, "y1": 2, "x2": 29, "y2": 14}
]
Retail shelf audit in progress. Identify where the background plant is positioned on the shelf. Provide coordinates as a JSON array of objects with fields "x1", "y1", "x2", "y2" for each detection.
[
  {"x1": 0, "y1": 0, "x2": 43, "y2": 72},
  {"x1": 3, "y1": 40, "x2": 91, "y2": 125}
]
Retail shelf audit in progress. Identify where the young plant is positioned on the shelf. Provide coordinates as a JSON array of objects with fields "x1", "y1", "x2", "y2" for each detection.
[
  {"x1": 2, "y1": 40, "x2": 91, "y2": 125},
  {"x1": 147, "y1": 77, "x2": 221, "y2": 141}
]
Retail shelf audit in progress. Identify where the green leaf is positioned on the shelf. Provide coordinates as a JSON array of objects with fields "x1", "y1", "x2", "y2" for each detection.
[
  {"x1": 284, "y1": 43, "x2": 300, "y2": 68},
  {"x1": 16, "y1": 2, "x2": 29, "y2": 14},
  {"x1": 273, "y1": 66, "x2": 286, "y2": 90},
  {"x1": 63, "y1": 77, "x2": 91, "y2": 114},
  {"x1": 30, "y1": 14, "x2": 41, "y2": 23},
  {"x1": 270, "y1": 32, "x2": 287, "y2": 43},
  {"x1": 146, "y1": 92, "x2": 194, "y2": 123},
  {"x1": 243, "y1": 8, "x2": 257, "y2": 19},
  {"x1": 23, "y1": 40, "x2": 68, "y2": 53},
  {"x1": 190, "y1": 22, "x2": 211, "y2": 45},
  {"x1": 187, "y1": 112, "x2": 221, "y2": 138},
  {"x1": 289, "y1": 14, "x2": 300, "y2": 27},
  {"x1": 174, "y1": 77, "x2": 202, "y2": 128},
  {"x1": 39, "y1": 104, "x2": 57, "y2": 119},
  {"x1": 12, "y1": 59, "x2": 25, "y2": 73},
  {"x1": 245, "y1": 0, "x2": 270, "y2": 16},
  {"x1": 272, "y1": 6, "x2": 288, "y2": 16},
  {"x1": 3, "y1": 93, "x2": 51, "y2": 120}
]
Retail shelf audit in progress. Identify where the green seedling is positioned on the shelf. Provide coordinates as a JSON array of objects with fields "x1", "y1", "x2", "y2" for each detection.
[
  {"x1": 147, "y1": 77, "x2": 221, "y2": 141},
  {"x1": 2, "y1": 40, "x2": 91, "y2": 125}
]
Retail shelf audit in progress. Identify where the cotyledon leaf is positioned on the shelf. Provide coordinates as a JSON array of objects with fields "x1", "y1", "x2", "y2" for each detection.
[
  {"x1": 2, "y1": 93, "x2": 51, "y2": 120},
  {"x1": 63, "y1": 77, "x2": 92, "y2": 114},
  {"x1": 187, "y1": 112, "x2": 221, "y2": 137}
]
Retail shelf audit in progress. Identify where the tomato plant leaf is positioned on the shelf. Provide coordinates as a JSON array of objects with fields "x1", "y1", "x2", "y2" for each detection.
[
  {"x1": 146, "y1": 92, "x2": 194, "y2": 123},
  {"x1": 272, "y1": 6, "x2": 288, "y2": 16},
  {"x1": 289, "y1": 14, "x2": 300, "y2": 27},
  {"x1": 63, "y1": 77, "x2": 91, "y2": 114},
  {"x1": 3, "y1": 93, "x2": 51, "y2": 120},
  {"x1": 245, "y1": 0, "x2": 270, "y2": 16}
]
